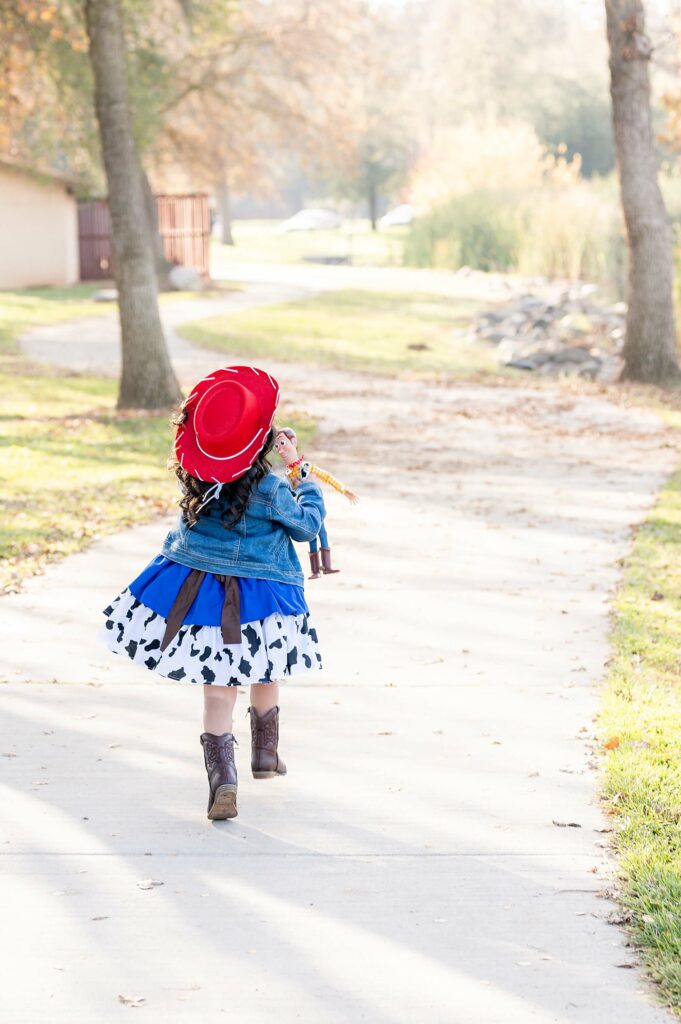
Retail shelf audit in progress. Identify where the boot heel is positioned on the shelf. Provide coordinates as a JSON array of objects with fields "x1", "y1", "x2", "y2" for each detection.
[
  {"x1": 208, "y1": 783, "x2": 238, "y2": 820},
  {"x1": 201, "y1": 732, "x2": 238, "y2": 820},
  {"x1": 252, "y1": 767, "x2": 286, "y2": 780}
]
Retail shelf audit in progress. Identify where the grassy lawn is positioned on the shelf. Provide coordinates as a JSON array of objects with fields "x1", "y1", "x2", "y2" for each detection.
[
  {"x1": 0, "y1": 281, "x2": 239, "y2": 357},
  {"x1": 0, "y1": 286, "x2": 313, "y2": 593},
  {"x1": 0, "y1": 284, "x2": 113, "y2": 356},
  {"x1": 599, "y1": 469, "x2": 681, "y2": 1012},
  {"x1": 211, "y1": 218, "x2": 408, "y2": 268},
  {"x1": 0, "y1": 370, "x2": 176, "y2": 593},
  {"x1": 179, "y1": 289, "x2": 502, "y2": 379}
]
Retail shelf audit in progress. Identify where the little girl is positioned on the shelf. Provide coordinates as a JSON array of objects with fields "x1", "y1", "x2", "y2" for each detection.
[{"x1": 98, "y1": 365, "x2": 326, "y2": 821}]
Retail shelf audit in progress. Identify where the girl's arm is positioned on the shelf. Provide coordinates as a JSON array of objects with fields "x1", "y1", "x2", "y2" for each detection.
[{"x1": 271, "y1": 478, "x2": 326, "y2": 542}]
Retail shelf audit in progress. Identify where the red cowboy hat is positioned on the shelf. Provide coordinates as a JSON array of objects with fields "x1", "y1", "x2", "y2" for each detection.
[{"x1": 175, "y1": 365, "x2": 280, "y2": 482}]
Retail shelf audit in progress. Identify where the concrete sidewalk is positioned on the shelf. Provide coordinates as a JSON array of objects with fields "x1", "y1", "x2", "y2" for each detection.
[{"x1": 3, "y1": 306, "x2": 679, "y2": 1021}]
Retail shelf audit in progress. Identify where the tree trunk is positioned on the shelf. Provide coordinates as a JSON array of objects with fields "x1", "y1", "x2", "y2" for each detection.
[
  {"x1": 216, "y1": 175, "x2": 235, "y2": 246},
  {"x1": 140, "y1": 166, "x2": 173, "y2": 291},
  {"x1": 368, "y1": 179, "x2": 378, "y2": 231},
  {"x1": 85, "y1": 0, "x2": 182, "y2": 410},
  {"x1": 605, "y1": 0, "x2": 680, "y2": 384}
]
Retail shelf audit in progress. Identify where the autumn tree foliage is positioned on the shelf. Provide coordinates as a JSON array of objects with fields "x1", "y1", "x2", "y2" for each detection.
[
  {"x1": 140, "y1": 0, "x2": 370, "y2": 237},
  {"x1": 0, "y1": 2, "x2": 96, "y2": 180}
]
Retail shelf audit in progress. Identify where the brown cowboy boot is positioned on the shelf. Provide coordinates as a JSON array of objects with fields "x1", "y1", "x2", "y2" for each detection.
[
  {"x1": 320, "y1": 547, "x2": 340, "y2": 574},
  {"x1": 308, "y1": 550, "x2": 322, "y2": 579},
  {"x1": 248, "y1": 705, "x2": 287, "y2": 779},
  {"x1": 200, "y1": 732, "x2": 238, "y2": 819}
]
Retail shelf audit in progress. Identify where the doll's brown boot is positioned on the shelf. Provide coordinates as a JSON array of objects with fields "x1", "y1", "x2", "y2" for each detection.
[
  {"x1": 308, "y1": 550, "x2": 322, "y2": 579},
  {"x1": 200, "y1": 732, "x2": 238, "y2": 819},
  {"x1": 248, "y1": 706, "x2": 287, "y2": 779},
  {"x1": 320, "y1": 547, "x2": 340, "y2": 574}
]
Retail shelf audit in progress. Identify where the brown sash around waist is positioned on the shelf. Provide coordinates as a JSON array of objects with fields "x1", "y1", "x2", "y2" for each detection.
[{"x1": 160, "y1": 570, "x2": 241, "y2": 652}]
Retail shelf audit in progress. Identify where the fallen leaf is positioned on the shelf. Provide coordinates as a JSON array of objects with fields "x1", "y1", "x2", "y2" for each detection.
[
  {"x1": 377, "y1": 731, "x2": 393, "y2": 736},
  {"x1": 650, "y1": 591, "x2": 664, "y2": 601},
  {"x1": 136, "y1": 879, "x2": 163, "y2": 890},
  {"x1": 607, "y1": 911, "x2": 632, "y2": 925},
  {"x1": 552, "y1": 820, "x2": 582, "y2": 828},
  {"x1": 604, "y1": 737, "x2": 620, "y2": 750},
  {"x1": 92, "y1": 916, "x2": 109, "y2": 921},
  {"x1": 118, "y1": 995, "x2": 147, "y2": 1007}
]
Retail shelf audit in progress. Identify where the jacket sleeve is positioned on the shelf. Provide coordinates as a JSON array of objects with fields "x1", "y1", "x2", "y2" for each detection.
[{"x1": 271, "y1": 478, "x2": 326, "y2": 542}]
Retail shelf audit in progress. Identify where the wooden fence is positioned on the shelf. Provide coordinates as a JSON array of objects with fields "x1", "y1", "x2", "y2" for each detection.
[{"x1": 78, "y1": 194, "x2": 210, "y2": 280}]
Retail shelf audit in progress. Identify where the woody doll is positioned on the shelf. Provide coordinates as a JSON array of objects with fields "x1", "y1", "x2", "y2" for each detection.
[{"x1": 274, "y1": 427, "x2": 359, "y2": 579}]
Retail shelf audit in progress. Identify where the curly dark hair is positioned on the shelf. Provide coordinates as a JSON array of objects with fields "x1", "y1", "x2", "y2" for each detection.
[{"x1": 168, "y1": 407, "x2": 275, "y2": 529}]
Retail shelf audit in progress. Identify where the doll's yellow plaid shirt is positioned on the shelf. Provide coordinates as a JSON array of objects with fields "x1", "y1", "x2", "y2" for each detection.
[{"x1": 286, "y1": 460, "x2": 349, "y2": 496}]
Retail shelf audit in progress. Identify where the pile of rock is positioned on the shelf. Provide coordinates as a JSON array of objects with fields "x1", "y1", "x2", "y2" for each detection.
[{"x1": 470, "y1": 284, "x2": 626, "y2": 381}]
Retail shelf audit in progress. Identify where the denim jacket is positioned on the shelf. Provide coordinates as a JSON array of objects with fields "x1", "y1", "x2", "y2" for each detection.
[{"x1": 160, "y1": 472, "x2": 326, "y2": 586}]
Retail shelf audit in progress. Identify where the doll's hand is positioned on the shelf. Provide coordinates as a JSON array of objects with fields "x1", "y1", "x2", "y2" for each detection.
[
  {"x1": 344, "y1": 489, "x2": 360, "y2": 505},
  {"x1": 299, "y1": 460, "x2": 312, "y2": 480}
]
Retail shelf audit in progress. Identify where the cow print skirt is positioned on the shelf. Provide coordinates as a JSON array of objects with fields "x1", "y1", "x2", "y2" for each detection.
[{"x1": 98, "y1": 586, "x2": 322, "y2": 686}]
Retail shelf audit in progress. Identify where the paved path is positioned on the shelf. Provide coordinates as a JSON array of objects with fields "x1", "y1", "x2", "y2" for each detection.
[{"x1": 2, "y1": 279, "x2": 679, "y2": 1022}]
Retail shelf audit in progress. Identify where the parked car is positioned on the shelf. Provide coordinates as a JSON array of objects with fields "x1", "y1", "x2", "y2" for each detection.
[
  {"x1": 379, "y1": 204, "x2": 414, "y2": 228},
  {"x1": 280, "y1": 208, "x2": 342, "y2": 232}
]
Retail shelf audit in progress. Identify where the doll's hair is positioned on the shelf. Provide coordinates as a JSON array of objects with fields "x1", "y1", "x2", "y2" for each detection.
[
  {"x1": 275, "y1": 426, "x2": 297, "y2": 442},
  {"x1": 168, "y1": 413, "x2": 275, "y2": 529}
]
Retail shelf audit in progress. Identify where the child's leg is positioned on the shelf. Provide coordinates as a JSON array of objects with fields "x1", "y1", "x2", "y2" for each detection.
[
  {"x1": 318, "y1": 521, "x2": 329, "y2": 548},
  {"x1": 249, "y1": 680, "x2": 280, "y2": 714},
  {"x1": 203, "y1": 684, "x2": 238, "y2": 734},
  {"x1": 309, "y1": 534, "x2": 320, "y2": 553}
]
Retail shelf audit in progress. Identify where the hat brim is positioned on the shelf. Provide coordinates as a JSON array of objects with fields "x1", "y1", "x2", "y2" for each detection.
[{"x1": 175, "y1": 365, "x2": 280, "y2": 482}]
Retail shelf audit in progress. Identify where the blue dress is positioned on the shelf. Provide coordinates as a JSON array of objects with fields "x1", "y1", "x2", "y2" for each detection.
[{"x1": 98, "y1": 554, "x2": 322, "y2": 686}]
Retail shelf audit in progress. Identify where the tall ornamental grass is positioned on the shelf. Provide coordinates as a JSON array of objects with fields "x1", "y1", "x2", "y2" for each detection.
[{"x1": 404, "y1": 177, "x2": 627, "y2": 295}]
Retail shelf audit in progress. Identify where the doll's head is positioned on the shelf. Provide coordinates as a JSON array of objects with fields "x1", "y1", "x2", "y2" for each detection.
[{"x1": 274, "y1": 427, "x2": 299, "y2": 466}]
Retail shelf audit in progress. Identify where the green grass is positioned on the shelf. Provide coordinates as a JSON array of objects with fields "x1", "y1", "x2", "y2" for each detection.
[
  {"x1": 0, "y1": 369, "x2": 177, "y2": 593},
  {"x1": 599, "y1": 469, "x2": 681, "y2": 1012},
  {"x1": 211, "y1": 218, "x2": 408, "y2": 268},
  {"x1": 0, "y1": 284, "x2": 113, "y2": 356},
  {"x1": 0, "y1": 281, "x2": 240, "y2": 357},
  {"x1": 179, "y1": 289, "x2": 501, "y2": 379}
]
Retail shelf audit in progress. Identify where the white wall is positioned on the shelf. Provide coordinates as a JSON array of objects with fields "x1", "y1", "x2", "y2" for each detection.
[{"x1": 0, "y1": 167, "x2": 79, "y2": 288}]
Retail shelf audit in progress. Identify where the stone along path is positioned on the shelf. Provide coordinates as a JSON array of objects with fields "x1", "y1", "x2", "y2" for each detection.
[{"x1": 1, "y1": 287, "x2": 679, "y2": 1022}]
